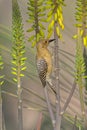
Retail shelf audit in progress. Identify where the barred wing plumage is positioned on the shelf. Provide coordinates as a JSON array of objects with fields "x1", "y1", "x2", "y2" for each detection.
[{"x1": 37, "y1": 58, "x2": 48, "y2": 87}]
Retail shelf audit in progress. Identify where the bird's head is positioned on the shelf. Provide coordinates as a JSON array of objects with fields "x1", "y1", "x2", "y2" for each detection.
[{"x1": 36, "y1": 39, "x2": 55, "y2": 50}]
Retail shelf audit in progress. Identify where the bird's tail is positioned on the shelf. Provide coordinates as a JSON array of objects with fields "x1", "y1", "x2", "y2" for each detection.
[{"x1": 46, "y1": 78, "x2": 56, "y2": 95}]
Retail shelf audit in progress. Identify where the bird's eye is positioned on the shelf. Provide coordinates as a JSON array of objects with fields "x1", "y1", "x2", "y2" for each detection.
[{"x1": 45, "y1": 40, "x2": 47, "y2": 43}]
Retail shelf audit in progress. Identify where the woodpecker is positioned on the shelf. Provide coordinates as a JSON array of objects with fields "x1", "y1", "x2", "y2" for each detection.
[{"x1": 36, "y1": 39, "x2": 56, "y2": 94}]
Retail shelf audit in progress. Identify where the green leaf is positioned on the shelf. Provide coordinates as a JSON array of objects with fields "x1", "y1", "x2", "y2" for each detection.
[
  {"x1": 28, "y1": 35, "x2": 35, "y2": 42},
  {"x1": 27, "y1": 6, "x2": 34, "y2": 12},
  {"x1": 13, "y1": 78, "x2": 17, "y2": 82},
  {"x1": 38, "y1": 22, "x2": 45, "y2": 30},
  {"x1": 73, "y1": 34, "x2": 78, "y2": 39},
  {"x1": 47, "y1": 15, "x2": 52, "y2": 22},
  {"x1": 26, "y1": 19, "x2": 34, "y2": 23},
  {"x1": 0, "y1": 75, "x2": 4, "y2": 79},
  {"x1": 12, "y1": 67, "x2": 17, "y2": 71},
  {"x1": 83, "y1": 36, "x2": 87, "y2": 47},
  {"x1": 20, "y1": 73, "x2": 24, "y2": 77},
  {"x1": 12, "y1": 61, "x2": 17, "y2": 65},
  {"x1": 21, "y1": 57, "x2": 27, "y2": 61},
  {"x1": 31, "y1": 41, "x2": 36, "y2": 47},
  {"x1": 27, "y1": 28, "x2": 34, "y2": 32},
  {"x1": 83, "y1": 75, "x2": 87, "y2": 79},
  {"x1": 36, "y1": 35, "x2": 40, "y2": 43},
  {"x1": 0, "y1": 81, "x2": 4, "y2": 85},
  {"x1": 12, "y1": 71, "x2": 17, "y2": 75},
  {"x1": 39, "y1": 18, "x2": 47, "y2": 22},
  {"x1": 47, "y1": 10, "x2": 53, "y2": 18},
  {"x1": 48, "y1": 20, "x2": 54, "y2": 32},
  {"x1": 46, "y1": 1, "x2": 53, "y2": 5},
  {"x1": 0, "y1": 62, "x2": 3, "y2": 66},
  {"x1": 47, "y1": 30, "x2": 53, "y2": 39},
  {"x1": 75, "y1": 24, "x2": 82, "y2": 27},
  {"x1": 21, "y1": 66, "x2": 27, "y2": 71},
  {"x1": 38, "y1": 13, "x2": 45, "y2": 17},
  {"x1": 39, "y1": 30, "x2": 44, "y2": 37}
]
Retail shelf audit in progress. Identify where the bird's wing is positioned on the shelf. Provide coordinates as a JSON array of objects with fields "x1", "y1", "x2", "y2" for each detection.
[{"x1": 37, "y1": 58, "x2": 48, "y2": 87}]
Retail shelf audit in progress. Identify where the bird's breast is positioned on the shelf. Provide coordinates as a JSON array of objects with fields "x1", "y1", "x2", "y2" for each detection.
[{"x1": 37, "y1": 49, "x2": 52, "y2": 76}]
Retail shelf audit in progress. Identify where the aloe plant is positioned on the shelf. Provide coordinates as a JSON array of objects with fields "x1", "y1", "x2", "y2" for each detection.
[
  {"x1": 75, "y1": 28, "x2": 86, "y2": 117},
  {"x1": 0, "y1": 52, "x2": 4, "y2": 99},
  {"x1": 46, "y1": 0, "x2": 65, "y2": 129},
  {"x1": 27, "y1": 0, "x2": 46, "y2": 47},
  {"x1": 71, "y1": 1, "x2": 87, "y2": 129},
  {"x1": 46, "y1": 0, "x2": 65, "y2": 39},
  {"x1": 74, "y1": 0, "x2": 87, "y2": 120},
  {"x1": 12, "y1": 0, "x2": 26, "y2": 130},
  {"x1": 0, "y1": 54, "x2": 4, "y2": 87},
  {"x1": 0, "y1": 51, "x2": 5, "y2": 130}
]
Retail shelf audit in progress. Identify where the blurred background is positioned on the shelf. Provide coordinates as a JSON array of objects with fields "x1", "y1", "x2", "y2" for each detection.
[{"x1": 0, "y1": 0, "x2": 85, "y2": 130}]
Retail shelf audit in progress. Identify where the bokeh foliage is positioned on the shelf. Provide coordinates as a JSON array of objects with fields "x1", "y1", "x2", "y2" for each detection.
[
  {"x1": 27, "y1": 0, "x2": 46, "y2": 47},
  {"x1": 12, "y1": 0, "x2": 26, "y2": 83}
]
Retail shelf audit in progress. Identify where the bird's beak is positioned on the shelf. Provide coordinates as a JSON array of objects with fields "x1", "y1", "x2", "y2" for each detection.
[{"x1": 49, "y1": 39, "x2": 56, "y2": 43}]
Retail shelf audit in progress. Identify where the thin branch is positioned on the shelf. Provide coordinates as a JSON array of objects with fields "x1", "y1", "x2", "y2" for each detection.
[
  {"x1": 72, "y1": 115, "x2": 77, "y2": 130},
  {"x1": 2, "y1": 107, "x2": 6, "y2": 130},
  {"x1": 44, "y1": 85, "x2": 56, "y2": 129},
  {"x1": 1, "y1": 91, "x2": 17, "y2": 98},
  {"x1": 36, "y1": 113, "x2": 42, "y2": 130},
  {"x1": 34, "y1": 0, "x2": 39, "y2": 40},
  {"x1": 54, "y1": 21, "x2": 61, "y2": 130},
  {"x1": 61, "y1": 80, "x2": 77, "y2": 115}
]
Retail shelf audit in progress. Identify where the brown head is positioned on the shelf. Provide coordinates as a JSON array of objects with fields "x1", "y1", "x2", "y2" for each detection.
[{"x1": 36, "y1": 39, "x2": 55, "y2": 50}]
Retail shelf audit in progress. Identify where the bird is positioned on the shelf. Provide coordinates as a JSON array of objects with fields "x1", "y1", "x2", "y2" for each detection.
[{"x1": 36, "y1": 39, "x2": 56, "y2": 94}]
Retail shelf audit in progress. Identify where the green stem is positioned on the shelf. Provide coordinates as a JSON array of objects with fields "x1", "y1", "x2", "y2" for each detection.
[
  {"x1": 61, "y1": 80, "x2": 77, "y2": 115},
  {"x1": 44, "y1": 86, "x2": 56, "y2": 130},
  {"x1": 82, "y1": 0, "x2": 87, "y2": 38},
  {"x1": 72, "y1": 115, "x2": 77, "y2": 130},
  {"x1": 17, "y1": 52, "x2": 23, "y2": 130},
  {"x1": 17, "y1": 80, "x2": 23, "y2": 130},
  {"x1": 34, "y1": 0, "x2": 39, "y2": 42},
  {"x1": 79, "y1": 83, "x2": 85, "y2": 117}
]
